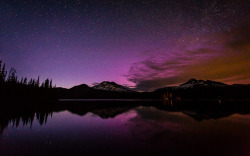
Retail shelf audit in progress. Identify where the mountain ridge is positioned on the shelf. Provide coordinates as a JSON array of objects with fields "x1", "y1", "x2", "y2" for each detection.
[
  {"x1": 92, "y1": 81, "x2": 134, "y2": 92},
  {"x1": 179, "y1": 78, "x2": 228, "y2": 88},
  {"x1": 54, "y1": 79, "x2": 249, "y2": 99},
  {"x1": 58, "y1": 79, "x2": 249, "y2": 92}
]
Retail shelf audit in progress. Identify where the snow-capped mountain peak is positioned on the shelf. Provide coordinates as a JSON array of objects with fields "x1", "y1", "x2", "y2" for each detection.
[
  {"x1": 92, "y1": 81, "x2": 133, "y2": 92},
  {"x1": 180, "y1": 79, "x2": 227, "y2": 88}
]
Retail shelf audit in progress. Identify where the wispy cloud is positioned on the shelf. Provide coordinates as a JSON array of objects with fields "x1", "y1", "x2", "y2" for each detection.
[{"x1": 126, "y1": 20, "x2": 250, "y2": 91}]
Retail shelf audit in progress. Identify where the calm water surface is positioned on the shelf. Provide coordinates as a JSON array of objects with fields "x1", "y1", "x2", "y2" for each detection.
[{"x1": 0, "y1": 104, "x2": 250, "y2": 156}]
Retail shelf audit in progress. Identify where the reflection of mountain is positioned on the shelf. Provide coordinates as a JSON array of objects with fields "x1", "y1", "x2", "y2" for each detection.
[
  {"x1": 63, "y1": 104, "x2": 135, "y2": 118},
  {"x1": 68, "y1": 107, "x2": 133, "y2": 118},
  {"x1": 153, "y1": 100, "x2": 250, "y2": 121},
  {"x1": 0, "y1": 100, "x2": 249, "y2": 134}
]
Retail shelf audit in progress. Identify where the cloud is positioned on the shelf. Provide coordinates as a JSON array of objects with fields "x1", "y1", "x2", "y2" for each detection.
[{"x1": 125, "y1": 20, "x2": 250, "y2": 91}]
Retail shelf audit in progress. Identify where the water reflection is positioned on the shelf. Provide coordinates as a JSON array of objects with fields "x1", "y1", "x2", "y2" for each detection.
[
  {"x1": 0, "y1": 111, "x2": 52, "y2": 134},
  {"x1": 0, "y1": 100, "x2": 250, "y2": 156},
  {"x1": 0, "y1": 100, "x2": 249, "y2": 134},
  {"x1": 129, "y1": 107, "x2": 250, "y2": 156}
]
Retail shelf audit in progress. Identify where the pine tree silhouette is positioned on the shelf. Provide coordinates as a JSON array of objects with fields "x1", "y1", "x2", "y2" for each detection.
[
  {"x1": 28, "y1": 79, "x2": 33, "y2": 86},
  {"x1": 2, "y1": 64, "x2": 6, "y2": 81},
  {"x1": 32, "y1": 79, "x2": 35, "y2": 87},
  {"x1": 49, "y1": 79, "x2": 52, "y2": 88},
  {"x1": 0, "y1": 60, "x2": 2, "y2": 84},
  {"x1": 0, "y1": 60, "x2": 2, "y2": 77},
  {"x1": 0, "y1": 60, "x2": 56, "y2": 103},
  {"x1": 20, "y1": 77, "x2": 24, "y2": 84},
  {"x1": 41, "y1": 82, "x2": 45, "y2": 88},
  {"x1": 7, "y1": 68, "x2": 17, "y2": 84},
  {"x1": 0, "y1": 61, "x2": 7, "y2": 84},
  {"x1": 36, "y1": 76, "x2": 40, "y2": 87},
  {"x1": 44, "y1": 79, "x2": 49, "y2": 88},
  {"x1": 23, "y1": 77, "x2": 27, "y2": 85}
]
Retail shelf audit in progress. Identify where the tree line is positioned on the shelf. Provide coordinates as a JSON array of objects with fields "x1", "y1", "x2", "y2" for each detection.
[{"x1": 0, "y1": 60, "x2": 55, "y2": 88}]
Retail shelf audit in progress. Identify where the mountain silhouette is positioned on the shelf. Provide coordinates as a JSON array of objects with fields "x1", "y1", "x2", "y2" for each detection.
[{"x1": 52, "y1": 79, "x2": 250, "y2": 99}]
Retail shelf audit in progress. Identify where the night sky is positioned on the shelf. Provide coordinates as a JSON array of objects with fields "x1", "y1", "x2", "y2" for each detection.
[{"x1": 0, "y1": 0, "x2": 249, "y2": 90}]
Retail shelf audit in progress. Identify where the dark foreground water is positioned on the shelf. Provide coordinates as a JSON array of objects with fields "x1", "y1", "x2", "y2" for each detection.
[{"x1": 0, "y1": 100, "x2": 250, "y2": 156}]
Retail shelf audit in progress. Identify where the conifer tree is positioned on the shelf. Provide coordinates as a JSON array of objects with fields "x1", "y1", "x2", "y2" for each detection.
[
  {"x1": 0, "y1": 60, "x2": 2, "y2": 75},
  {"x1": 36, "y1": 76, "x2": 40, "y2": 87},
  {"x1": 2, "y1": 64, "x2": 6, "y2": 80},
  {"x1": 32, "y1": 79, "x2": 35, "y2": 87},
  {"x1": 0, "y1": 60, "x2": 2, "y2": 84},
  {"x1": 41, "y1": 82, "x2": 45, "y2": 88},
  {"x1": 23, "y1": 77, "x2": 27, "y2": 85},
  {"x1": 44, "y1": 79, "x2": 49, "y2": 88},
  {"x1": 28, "y1": 78, "x2": 34, "y2": 86},
  {"x1": 7, "y1": 68, "x2": 17, "y2": 84},
  {"x1": 49, "y1": 79, "x2": 52, "y2": 88},
  {"x1": 0, "y1": 62, "x2": 7, "y2": 83},
  {"x1": 20, "y1": 77, "x2": 24, "y2": 84}
]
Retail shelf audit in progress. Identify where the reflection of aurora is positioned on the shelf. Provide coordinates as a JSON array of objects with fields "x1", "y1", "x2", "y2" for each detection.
[{"x1": 1, "y1": 100, "x2": 250, "y2": 134}]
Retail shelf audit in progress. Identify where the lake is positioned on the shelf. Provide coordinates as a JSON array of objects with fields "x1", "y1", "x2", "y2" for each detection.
[{"x1": 0, "y1": 100, "x2": 250, "y2": 156}]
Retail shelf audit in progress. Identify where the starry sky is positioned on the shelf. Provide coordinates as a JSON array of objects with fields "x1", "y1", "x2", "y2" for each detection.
[{"x1": 0, "y1": 0, "x2": 249, "y2": 90}]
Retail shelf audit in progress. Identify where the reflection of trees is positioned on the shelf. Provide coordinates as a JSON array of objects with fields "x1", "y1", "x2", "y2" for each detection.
[
  {"x1": 36, "y1": 112, "x2": 52, "y2": 125},
  {"x1": 0, "y1": 111, "x2": 53, "y2": 134},
  {"x1": 1, "y1": 100, "x2": 249, "y2": 134},
  {"x1": 154, "y1": 100, "x2": 250, "y2": 121}
]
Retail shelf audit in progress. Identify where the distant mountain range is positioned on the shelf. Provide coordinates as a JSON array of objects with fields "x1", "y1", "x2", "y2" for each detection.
[{"x1": 55, "y1": 79, "x2": 249, "y2": 99}]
